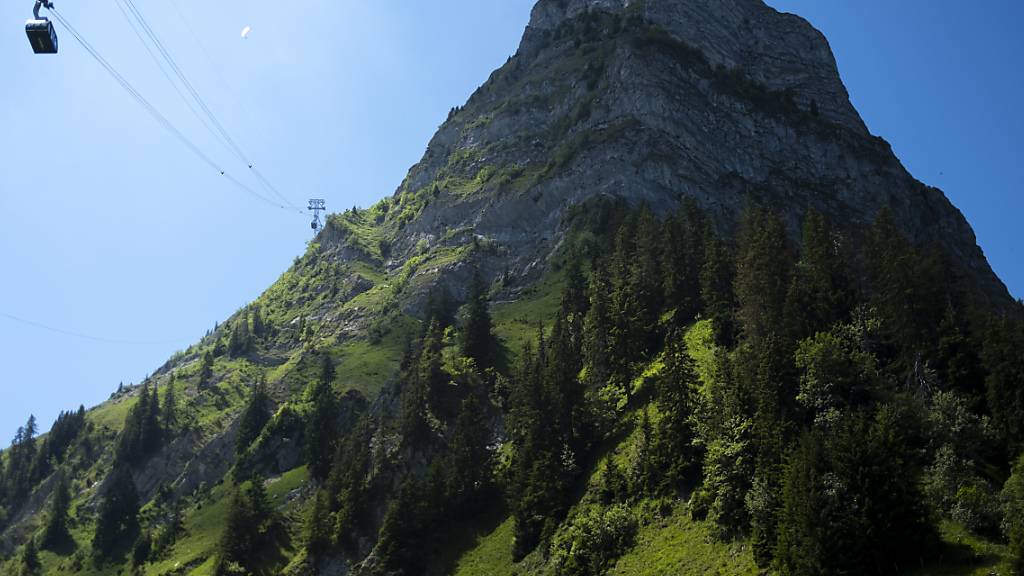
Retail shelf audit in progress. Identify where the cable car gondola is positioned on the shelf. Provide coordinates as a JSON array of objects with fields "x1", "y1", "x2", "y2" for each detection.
[{"x1": 26, "y1": 1, "x2": 58, "y2": 54}]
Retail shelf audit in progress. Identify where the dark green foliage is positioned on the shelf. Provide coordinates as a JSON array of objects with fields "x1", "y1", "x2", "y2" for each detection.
[
  {"x1": 305, "y1": 356, "x2": 339, "y2": 481},
  {"x1": 734, "y1": 204, "x2": 793, "y2": 343},
  {"x1": 461, "y1": 271, "x2": 497, "y2": 370},
  {"x1": 44, "y1": 407, "x2": 87, "y2": 463},
  {"x1": 18, "y1": 537, "x2": 40, "y2": 576},
  {"x1": 774, "y1": 409, "x2": 934, "y2": 575},
  {"x1": 560, "y1": 250, "x2": 590, "y2": 352},
  {"x1": 2, "y1": 415, "x2": 40, "y2": 505},
  {"x1": 198, "y1": 350, "x2": 215, "y2": 387},
  {"x1": 934, "y1": 301, "x2": 985, "y2": 402},
  {"x1": 132, "y1": 532, "x2": 152, "y2": 567},
  {"x1": 443, "y1": 393, "x2": 495, "y2": 513},
  {"x1": 694, "y1": 412, "x2": 753, "y2": 538},
  {"x1": 651, "y1": 330, "x2": 701, "y2": 491},
  {"x1": 115, "y1": 383, "x2": 163, "y2": 466},
  {"x1": 508, "y1": 335, "x2": 579, "y2": 560},
  {"x1": 700, "y1": 224, "x2": 736, "y2": 345},
  {"x1": 400, "y1": 320, "x2": 448, "y2": 447},
  {"x1": 92, "y1": 465, "x2": 140, "y2": 560},
  {"x1": 583, "y1": 261, "x2": 612, "y2": 391},
  {"x1": 550, "y1": 504, "x2": 637, "y2": 576},
  {"x1": 599, "y1": 456, "x2": 628, "y2": 505},
  {"x1": 424, "y1": 284, "x2": 456, "y2": 331},
  {"x1": 304, "y1": 488, "x2": 332, "y2": 557},
  {"x1": 41, "y1": 471, "x2": 71, "y2": 549},
  {"x1": 227, "y1": 312, "x2": 252, "y2": 357},
  {"x1": 661, "y1": 199, "x2": 706, "y2": 323},
  {"x1": 1002, "y1": 454, "x2": 1024, "y2": 573},
  {"x1": 236, "y1": 380, "x2": 272, "y2": 456},
  {"x1": 325, "y1": 417, "x2": 374, "y2": 551},
  {"x1": 783, "y1": 210, "x2": 852, "y2": 342},
  {"x1": 794, "y1": 326, "x2": 879, "y2": 427},
  {"x1": 606, "y1": 208, "x2": 662, "y2": 396},
  {"x1": 864, "y1": 209, "x2": 948, "y2": 367},
  {"x1": 216, "y1": 477, "x2": 278, "y2": 575},
  {"x1": 982, "y1": 313, "x2": 1024, "y2": 455},
  {"x1": 162, "y1": 379, "x2": 178, "y2": 434},
  {"x1": 375, "y1": 468, "x2": 446, "y2": 574}
]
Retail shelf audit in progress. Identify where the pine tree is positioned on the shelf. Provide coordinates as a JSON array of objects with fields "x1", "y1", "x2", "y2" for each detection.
[
  {"x1": 227, "y1": 313, "x2": 252, "y2": 357},
  {"x1": 305, "y1": 356, "x2": 338, "y2": 481},
  {"x1": 662, "y1": 198, "x2": 706, "y2": 322},
  {"x1": 783, "y1": 210, "x2": 852, "y2": 342},
  {"x1": 461, "y1": 271, "x2": 497, "y2": 370},
  {"x1": 864, "y1": 209, "x2": 947, "y2": 366},
  {"x1": 982, "y1": 314, "x2": 1024, "y2": 455},
  {"x1": 304, "y1": 488, "x2": 333, "y2": 557},
  {"x1": 115, "y1": 383, "x2": 163, "y2": 466},
  {"x1": 217, "y1": 477, "x2": 276, "y2": 575},
  {"x1": 424, "y1": 285, "x2": 456, "y2": 331},
  {"x1": 652, "y1": 329, "x2": 701, "y2": 491},
  {"x1": 42, "y1": 471, "x2": 71, "y2": 548},
  {"x1": 199, "y1": 350, "x2": 215, "y2": 387},
  {"x1": 17, "y1": 537, "x2": 40, "y2": 576},
  {"x1": 933, "y1": 300, "x2": 984, "y2": 402},
  {"x1": 734, "y1": 204, "x2": 793, "y2": 344},
  {"x1": 583, "y1": 262, "x2": 612, "y2": 390},
  {"x1": 561, "y1": 250, "x2": 590, "y2": 351},
  {"x1": 92, "y1": 465, "x2": 140, "y2": 559},
  {"x1": 1002, "y1": 453, "x2": 1024, "y2": 574},
  {"x1": 162, "y1": 378, "x2": 178, "y2": 434},
  {"x1": 444, "y1": 394, "x2": 494, "y2": 514},
  {"x1": 700, "y1": 224, "x2": 736, "y2": 345},
  {"x1": 236, "y1": 379, "x2": 272, "y2": 456}
]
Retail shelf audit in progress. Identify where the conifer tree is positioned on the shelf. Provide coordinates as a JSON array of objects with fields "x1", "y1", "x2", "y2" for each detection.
[
  {"x1": 461, "y1": 271, "x2": 497, "y2": 370},
  {"x1": 199, "y1": 350, "x2": 215, "y2": 387},
  {"x1": 561, "y1": 250, "x2": 590, "y2": 351},
  {"x1": 92, "y1": 465, "x2": 140, "y2": 559},
  {"x1": 734, "y1": 204, "x2": 793, "y2": 344},
  {"x1": 217, "y1": 477, "x2": 276, "y2": 575},
  {"x1": 236, "y1": 379, "x2": 272, "y2": 456},
  {"x1": 305, "y1": 356, "x2": 338, "y2": 481},
  {"x1": 115, "y1": 383, "x2": 163, "y2": 465},
  {"x1": 652, "y1": 329, "x2": 701, "y2": 491},
  {"x1": 783, "y1": 210, "x2": 851, "y2": 342},
  {"x1": 700, "y1": 224, "x2": 736, "y2": 345},
  {"x1": 583, "y1": 262, "x2": 612, "y2": 391},
  {"x1": 18, "y1": 537, "x2": 40, "y2": 576},
  {"x1": 982, "y1": 314, "x2": 1024, "y2": 455},
  {"x1": 42, "y1": 471, "x2": 71, "y2": 548},
  {"x1": 162, "y1": 378, "x2": 178, "y2": 434},
  {"x1": 662, "y1": 198, "x2": 706, "y2": 321},
  {"x1": 444, "y1": 393, "x2": 494, "y2": 513}
]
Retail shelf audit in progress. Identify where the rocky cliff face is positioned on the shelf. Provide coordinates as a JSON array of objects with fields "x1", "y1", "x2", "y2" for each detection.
[{"x1": 379, "y1": 0, "x2": 1007, "y2": 306}]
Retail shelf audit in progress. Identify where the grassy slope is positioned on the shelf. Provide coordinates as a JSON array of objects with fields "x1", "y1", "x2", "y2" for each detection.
[{"x1": 12, "y1": 250, "x2": 1016, "y2": 576}]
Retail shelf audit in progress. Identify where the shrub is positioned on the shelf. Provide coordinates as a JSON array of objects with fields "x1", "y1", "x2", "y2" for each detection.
[{"x1": 550, "y1": 504, "x2": 637, "y2": 576}]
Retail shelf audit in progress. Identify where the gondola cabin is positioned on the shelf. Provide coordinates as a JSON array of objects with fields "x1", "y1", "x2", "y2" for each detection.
[{"x1": 25, "y1": 18, "x2": 58, "y2": 54}]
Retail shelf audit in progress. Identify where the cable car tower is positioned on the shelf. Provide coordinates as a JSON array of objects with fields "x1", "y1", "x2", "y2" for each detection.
[{"x1": 308, "y1": 199, "x2": 325, "y2": 233}]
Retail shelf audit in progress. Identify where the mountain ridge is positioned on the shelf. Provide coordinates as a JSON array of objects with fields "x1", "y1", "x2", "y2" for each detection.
[{"x1": 1, "y1": 1, "x2": 1020, "y2": 574}]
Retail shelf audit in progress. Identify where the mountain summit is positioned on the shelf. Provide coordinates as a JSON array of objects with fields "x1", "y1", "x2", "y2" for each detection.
[
  {"x1": 386, "y1": 0, "x2": 1006, "y2": 306},
  {"x1": 2, "y1": 1, "x2": 1021, "y2": 575}
]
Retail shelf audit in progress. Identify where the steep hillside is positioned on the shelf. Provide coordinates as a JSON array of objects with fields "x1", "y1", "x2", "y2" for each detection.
[{"x1": 1, "y1": 1, "x2": 1022, "y2": 575}]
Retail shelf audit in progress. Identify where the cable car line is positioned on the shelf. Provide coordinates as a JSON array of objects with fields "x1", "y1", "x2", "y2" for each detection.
[
  {"x1": 0, "y1": 311, "x2": 174, "y2": 345},
  {"x1": 116, "y1": 0, "x2": 304, "y2": 214},
  {"x1": 112, "y1": 0, "x2": 223, "y2": 153},
  {"x1": 48, "y1": 7, "x2": 293, "y2": 212}
]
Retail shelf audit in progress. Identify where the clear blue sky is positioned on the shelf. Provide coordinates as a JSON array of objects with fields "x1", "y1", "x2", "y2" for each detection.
[{"x1": 1, "y1": 0, "x2": 1019, "y2": 436}]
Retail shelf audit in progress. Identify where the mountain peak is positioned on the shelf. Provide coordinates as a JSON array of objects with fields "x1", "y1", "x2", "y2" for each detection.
[{"x1": 523, "y1": 0, "x2": 867, "y2": 133}]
